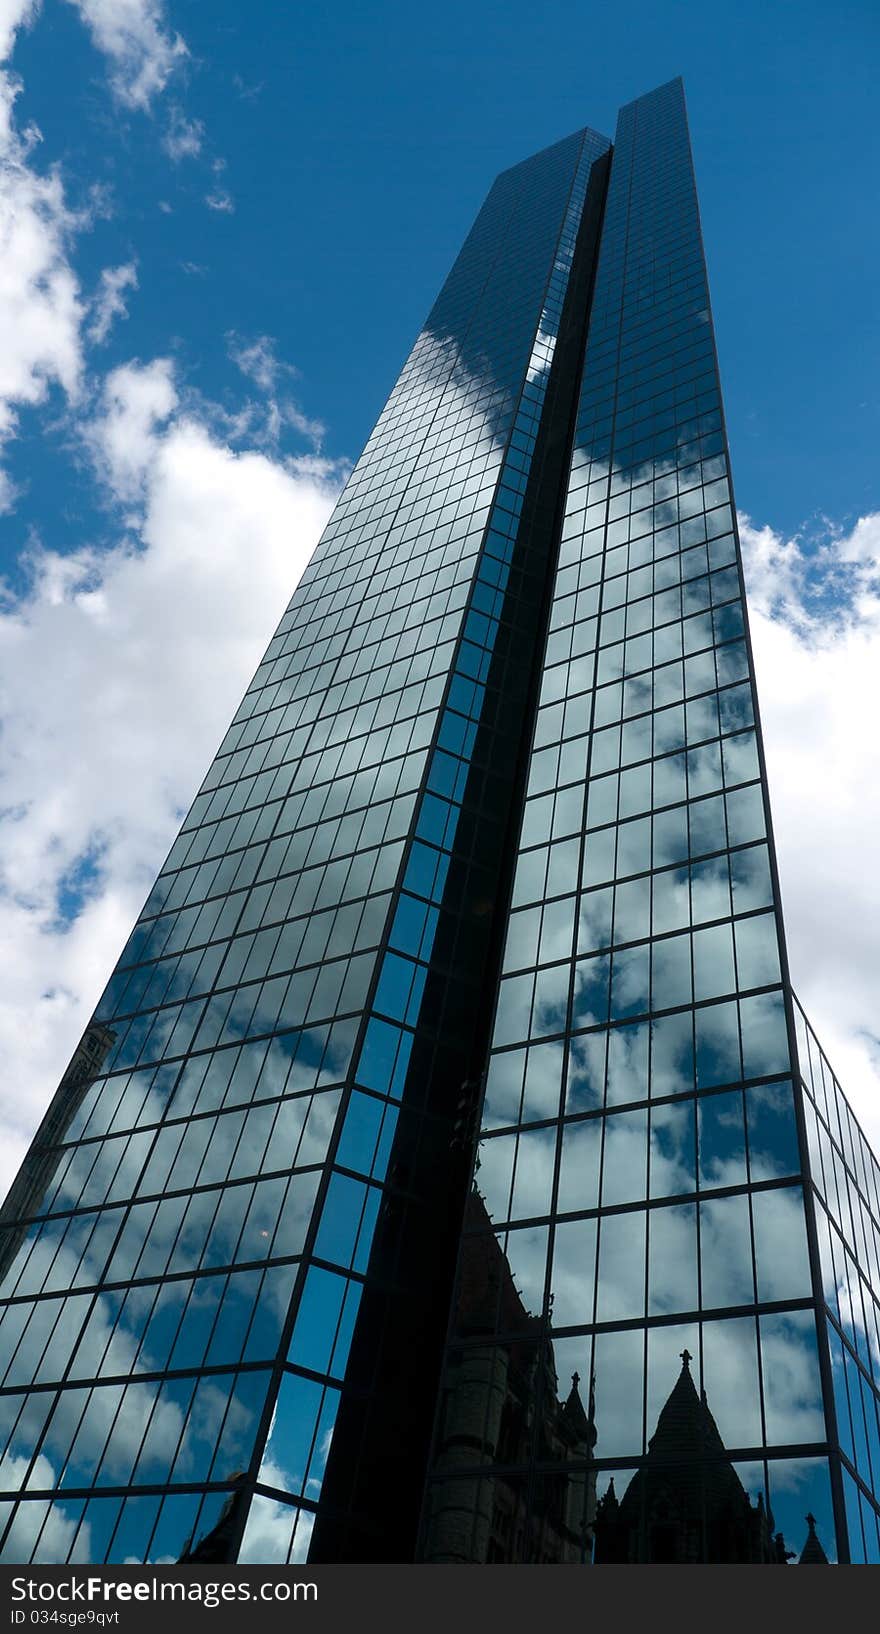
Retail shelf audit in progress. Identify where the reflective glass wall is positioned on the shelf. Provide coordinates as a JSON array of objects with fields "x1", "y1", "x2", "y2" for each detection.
[
  {"x1": 0, "y1": 126, "x2": 610, "y2": 1566},
  {"x1": 422, "y1": 80, "x2": 848, "y2": 1567},
  {"x1": 796, "y1": 998, "x2": 880, "y2": 1563}
]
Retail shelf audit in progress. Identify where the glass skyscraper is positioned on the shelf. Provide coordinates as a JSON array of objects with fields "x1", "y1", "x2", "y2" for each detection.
[{"x1": 1, "y1": 78, "x2": 878, "y2": 1568}]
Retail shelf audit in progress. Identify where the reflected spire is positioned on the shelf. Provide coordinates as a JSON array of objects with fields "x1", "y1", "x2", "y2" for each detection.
[
  {"x1": 594, "y1": 1360, "x2": 790, "y2": 1564},
  {"x1": 798, "y1": 1513, "x2": 830, "y2": 1566}
]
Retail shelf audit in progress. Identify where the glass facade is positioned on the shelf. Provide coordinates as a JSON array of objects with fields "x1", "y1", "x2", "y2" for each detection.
[
  {"x1": 421, "y1": 81, "x2": 849, "y2": 1567},
  {"x1": 0, "y1": 78, "x2": 874, "y2": 1566},
  {"x1": 795, "y1": 998, "x2": 880, "y2": 1563}
]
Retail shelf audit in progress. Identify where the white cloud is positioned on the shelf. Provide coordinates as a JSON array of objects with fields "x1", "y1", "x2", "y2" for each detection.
[
  {"x1": 63, "y1": 0, "x2": 186, "y2": 111},
  {"x1": 204, "y1": 160, "x2": 234, "y2": 215},
  {"x1": 232, "y1": 74, "x2": 264, "y2": 103},
  {"x1": 0, "y1": 1, "x2": 38, "y2": 62},
  {"x1": 229, "y1": 334, "x2": 285, "y2": 396},
  {"x1": 0, "y1": 1452, "x2": 92, "y2": 1563},
  {"x1": 205, "y1": 186, "x2": 234, "y2": 215},
  {"x1": 162, "y1": 105, "x2": 203, "y2": 162},
  {"x1": 85, "y1": 354, "x2": 176, "y2": 499},
  {"x1": 0, "y1": 58, "x2": 84, "y2": 505},
  {"x1": 0, "y1": 358, "x2": 341, "y2": 1201},
  {"x1": 88, "y1": 260, "x2": 138, "y2": 345},
  {"x1": 238, "y1": 1470, "x2": 313, "y2": 1564},
  {"x1": 740, "y1": 510, "x2": 880, "y2": 1154},
  {"x1": 227, "y1": 333, "x2": 327, "y2": 449}
]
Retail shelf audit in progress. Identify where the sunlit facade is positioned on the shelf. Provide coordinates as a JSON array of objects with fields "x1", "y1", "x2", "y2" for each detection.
[{"x1": 1, "y1": 79, "x2": 877, "y2": 1566}]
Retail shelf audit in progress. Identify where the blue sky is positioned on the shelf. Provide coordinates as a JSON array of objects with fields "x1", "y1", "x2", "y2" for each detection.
[
  {"x1": 1, "y1": 0, "x2": 879, "y2": 1192},
  {"x1": 5, "y1": 0, "x2": 879, "y2": 562}
]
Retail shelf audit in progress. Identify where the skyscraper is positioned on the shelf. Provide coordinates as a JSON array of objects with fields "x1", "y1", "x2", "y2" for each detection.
[{"x1": 1, "y1": 77, "x2": 878, "y2": 1568}]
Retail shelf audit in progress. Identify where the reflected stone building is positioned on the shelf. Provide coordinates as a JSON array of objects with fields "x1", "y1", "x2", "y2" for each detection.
[
  {"x1": 591, "y1": 1351, "x2": 791, "y2": 1564},
  {"x1": 1, "y1": 79, "x2": 878, "y2": 1565},
  {"x1": 423, "y1": 1192, "x2": 597, "y2": 1564}
]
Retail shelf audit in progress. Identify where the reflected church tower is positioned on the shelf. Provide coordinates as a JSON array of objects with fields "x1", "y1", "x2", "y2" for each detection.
[
  {"x1": 593, "y1": 1351, "x2": 789, "y2": 1564},
  {"x1": 798, "y1": 1513, "x2": 830, "y2": 1566},
  {"x1": 423, "y1": 1190, "x2": 597, "y2": 1563}
]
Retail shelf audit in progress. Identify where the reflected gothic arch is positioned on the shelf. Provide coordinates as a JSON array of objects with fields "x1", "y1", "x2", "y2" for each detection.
[{"x1": 594, "y1": 1350, "x2": 791, "y2": 1565}]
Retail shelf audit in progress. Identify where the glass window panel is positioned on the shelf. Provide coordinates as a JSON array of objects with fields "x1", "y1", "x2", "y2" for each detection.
[
  {"x1": 735, "y1": 913, "x2": 781, "y2": 990},
  {"x1": 312, "y1": 1174, "x2": 370, "y2": 1270},
  {"x1": 698, "y1": 1090, "x2": 746, "y2": 1190},
  {"x1": 502, "y1": 907, "x2": 541, "y2": 972},
  {"x1": 616, "y1": 818, "x2": 651, "y2": 877},
  {"x1": 686, "y1": 740, "x2": 723, "y2": 797},
  {"x1": 650, "y1": 1008, "x2": 694, "y2": 1097},
  {"x1": 590, "y1": 725, "x2": 620, "y2": 775},
  {"x1": 258, "y1": 1372, "x2": 326, "y2": 1499},
  {"x1": 532, "y1": 964, "x2": 569, "y2": 1037},
  {"x1": 572, "y1": 954, "x2": 609, "y2": 1029},
  {"x1": 521, "y1": 1041, "x2": 565, "y2": 1123},
  {"x1": 702, "y1": 1316, "x2": 761, "y2": 1448},
  {"x1": 649, "y1": 1098, "x2": 696, "y2": 1197},
  {"x1": 520, "y1": 795, "x2": 553, "y2": 848},
  {"x1": 726, "y1": 785, "x2": 765, "y2": 847},
  {"x1": 596, "y1": 1211, "x2": 646, "y2": 1324},
  {"x1": 651, "y1": 867, "x2": 689, "y2": 935},
  {"x1": 619, "y1": 763, "x2": 651, "y2": 818},
  {"x1": 510, "y1": 1126, "x2": 556, "y2": 1221},
  {"x1": 653, "y1": 806, "x2": 688, "y2": 868},
  {"x1": 482, "y1": 1048, "x2": 526, "y2": 1130},
  {"x1": 700, "y1": 1193, "x2": 754, "y2": 1308},
  {"x1": 827, "y1": 1323, "x2": 855, "y2": 1465},
  {"x1": 689, "y1": 855, "x2": 730, "y2": 923},
  {"x1": 502, "y1": 1225, "x2": 549, "y2": 1319},
  {"x1": 611, "y1": 944, "x2": 650, "y2": 1018},
  {"x1": 613, "y1": 878, "x2": 651, "y2": 944},
  {"x1": 648, "y1": 1202, "x2": 698, "y2": 1315},
  {"x1": 555, "y1": 1117, "x2": 603, "y2": 1222},
  {"x1": 493, "y1": 974, "x2": 535, "y2": 1047},
  {"x1": 581, "y1": 828, "x2": 616, "y2": 887},
  {"x1": 587, "y1": 774, "x2": 618, "y2": 827},
  {"x1": 688, "y1": 794, "x2": 726, "y2": 860},
  {"x1": 540, "y1": 897, "x2": 576, "y2": 967},
  {"x1": 654, "y1": 703, "x2": 685, "y2": 755},
  {"x1": 592, "y1": 1328, "x2": 644, "y2": 1457},
  {"x1": 550, "y1": 1217, "x2": 597, "y2": 1327},
  {"x1": 692, "y1": 921, "x2": 735, "y2": 1001},
  {"x1": 601, "y1": 1109, "x2": 648, "y2": 1206},
  {"x1": 620, "y1": 716, "x2": 651, "y2": 766},
  {"x1": 760, "y1": 1311, "x2": 825, "y2": 1446},
  {"x1": 752, "y1": 1187, "x2": 813, "y2": 1303},
  {"x1": 695, "y1": 1001, "x2": 741, "y2": 1088},
  {"x1": 578, "y1": 887, "x2": 613, "y2": 953},
  {"x1": 605, "y1": 1021, "x2": 649, "y2": 1107},
  {"x1": 652, "y1": 753, "x2": 686, "y2": 810},
  {"x1": 546, "y1": 839, "x2": 580, "y2": 898},
  {"x1": 729, "y1": 845, "x2": 773, "y2": 912},
  {"x1": 288, "y1": 1267, "x2": 357, "y2": 1379},
  {"x1": 565, "y1": 1032, "x2": 607, "y2": 1113},
  {"x1": 740, "y1": 992, "x2": 790, "y2": 1079},
  {"x1": 651, "y1": 933, "x2": 692, "y2": 1009}
]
